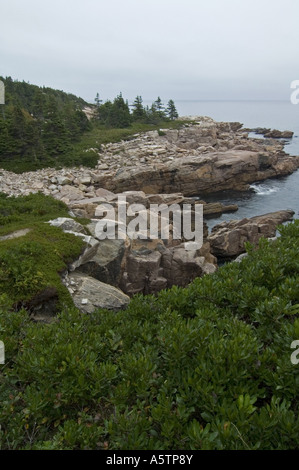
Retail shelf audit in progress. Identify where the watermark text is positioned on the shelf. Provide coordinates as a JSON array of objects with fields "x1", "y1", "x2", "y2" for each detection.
[
  {"x1": 0, "y1": 80, "x2": 5, "y2": 105},
  {"x1": 0, "y1": 341, "x2": 4, "y2": 364},
  {"x1": 290, "y1": 80, "x2": 299, "y2": 105},
  {"x1": 94, "y1": 196, "x2": 203, "y2": 251}
]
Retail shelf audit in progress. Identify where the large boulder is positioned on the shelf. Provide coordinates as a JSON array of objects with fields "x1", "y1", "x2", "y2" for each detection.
[
  {"x1": 75, "y1": 238, "x2": 128, "y2": 287},
  {"x1": 93, "y1": 149, "x2": 299, "y2": 196},
  {"x1": 208, "y1": 210, "x2": 295, "y2": 258},
  {"x1": 161, "y1": 245, "x2": 216, "y2": 287},
  {"x1": 66, "y1": 272, "x2": 130, "y2": 313}
]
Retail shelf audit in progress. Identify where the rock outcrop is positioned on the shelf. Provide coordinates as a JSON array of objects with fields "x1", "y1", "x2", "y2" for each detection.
[
  {"x1": 47, "y1": 208, "x2": 217, "y2": 303},
  {"x1": 208, "y1": 210, "x2": 295, "y2": 258},
  {"x1": 0, "y1": 117, "x2": 298, "y2": 199},
  {"x1": 250, "y1": 128, "x2": 294, "y2": 139}
]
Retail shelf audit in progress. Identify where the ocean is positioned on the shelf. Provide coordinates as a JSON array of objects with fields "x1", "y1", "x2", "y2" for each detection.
[{"x1": 174, "y1": 100, "x2": 299, "y2": 229}]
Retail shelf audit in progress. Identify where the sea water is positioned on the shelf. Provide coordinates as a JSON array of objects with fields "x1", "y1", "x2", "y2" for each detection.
[{"x1": 174, "y1": 100, "x2": 299, "y2": 230}]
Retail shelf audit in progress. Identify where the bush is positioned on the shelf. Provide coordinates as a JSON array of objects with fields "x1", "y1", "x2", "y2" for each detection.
[{"x1": 0, "y1": 220, "x2": 298, "y2": 449}]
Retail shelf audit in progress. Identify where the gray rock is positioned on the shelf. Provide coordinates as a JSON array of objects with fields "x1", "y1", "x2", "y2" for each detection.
[
  {"x1": 0, "y1": 228, "x2": 32, "y2": 241},
  {"x1": 233, "y1": 253, "x2": 249, "y2": 263},
  {"x1": 68, "y1": 272, "x2": 130, "y2": 312},
  {"x1": 76, "y1": 238, "x2": 127, "y2": 286},
  {"x1": 208, "y1": 210, "x2": 294, "y2": 258},
  {"x1": 47, "y1": 217, "x2": 86, "y2": 234}
]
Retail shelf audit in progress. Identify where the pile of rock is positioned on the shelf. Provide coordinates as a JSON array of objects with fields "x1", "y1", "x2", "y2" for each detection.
[
  {"x1": 1, "y1": 117, "x2": 298, "y2": 200},
  {"x1": 43, "y1": 206, "x2": 295, "y2": 314}
]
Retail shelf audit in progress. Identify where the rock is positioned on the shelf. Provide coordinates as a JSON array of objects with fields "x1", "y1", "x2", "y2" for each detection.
[
  {"x1": 47, "y1": 217, "x2": 86, "y2": 234},
  {"x1": 202, "y1": 202, "x2": 238, "y2": 216},
  {"x1": 56, "y1": 176, "x2": 72, "y2": 185},
  {"x1": 250, "y1": 128, "x2": 294, "y2": 139},
  {"x1": 79, "y1": 175, "x2": 92, "y2": 185},
  {"x1": 97, "y1": 163, "x2": 110, "y2": 170},
  {"x1": 161, "y1": 245, "x2": 216, "y2": 287},
  {"x1": 75, "y1": 238, "x2": 128, "y2": 287},
  {"x1": 67, "y1": 233, "x2": 100, "y2": 271},
  {"x1": 120, "y1": 241, "x2": 217, "y2": 296},
  {"x1": 208, "y1": 210, "x2": 295, "y2": 258},
  {"x1": 122, "y1": 250, "x2": 166, "y2": 295},
  {"x1": 0, "y1": 118, "x2": 298, "y2": 199},
  {"x1": 94, "y1": 148, "x2": 299, "y2": 196},
  {"x1": 95, "y1": 188, "x2": 116, "y2": 199},
  {"x1": 233, "y1": 253, "x2": 249, "y2": 263},
  {"x1": 120, "y1": 190, "x2": 148, "y2": 206},
  {"x1": 55, "y1": 185, "x2": 85, "y2": 202},
  {"x1": 264, "y1": 129, "x2": 294, "y2": 139},
  {"x1": 0, "y1": 228, "x2": 32, "y2": 241},
  {"x1": 67, "y1": 272, "x2": 130, "y2": 312}
]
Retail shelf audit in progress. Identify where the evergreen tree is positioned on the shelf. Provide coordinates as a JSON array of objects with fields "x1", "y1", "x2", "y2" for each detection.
[
  {"x1": 42, "y1": 97, "x2": 71, "y2": 156},
  {"x1": 0, "y1": 118, "x2": 9, "y2": 155},
  {"x1": 166, "y1": 99, "x2": 179, "y2": 120},
  {"x1": 106, "y1": 93, "x2": 131, "y2": 128},
  {"x1": 154, "y1": 96, "x2": 166, "y2": 119},
  {"x1": 131, "y1": 95, "x2": 146, "y2": 121},
  {"x1": 94, "y1": 92, "x2": 102, "y2": 108}
]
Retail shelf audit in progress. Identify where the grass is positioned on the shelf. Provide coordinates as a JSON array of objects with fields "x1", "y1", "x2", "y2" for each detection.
[{"x1": 0, "y1": 192, "x2": 86, "y2": 308}]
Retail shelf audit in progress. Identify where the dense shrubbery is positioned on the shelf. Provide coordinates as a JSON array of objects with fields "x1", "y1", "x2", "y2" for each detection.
[{"x1": 0, "y1": 217, "x2": 298, "y2": 450}]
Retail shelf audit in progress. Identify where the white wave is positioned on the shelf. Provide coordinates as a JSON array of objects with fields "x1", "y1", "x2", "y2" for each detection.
[{"x1": 250, "y1": 184, "x2": 279, "y2": 196}]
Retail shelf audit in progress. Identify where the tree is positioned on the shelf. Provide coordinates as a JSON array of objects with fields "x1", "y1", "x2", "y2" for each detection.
[
  {"x1": 166, "y1": 99, "x2": 179, "y2": 120},
  {"x1": 154, "y1": 96, "x2": 166, "y2": 119},
  {"x1": 131, "y1": 95, "x2": 146, "y2": 121},
  {"x1": 94, "y1": 92, "x2": 102, "y2": 108},
  {"x1": 42, "y1": 97, "x2": 71, "y2": 156},
  {"x1": 106, "y1": 93, "x2": 131, "y2": 128}
]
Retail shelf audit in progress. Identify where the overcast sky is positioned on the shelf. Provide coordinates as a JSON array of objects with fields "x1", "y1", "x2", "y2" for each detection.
[{"x1": 1, "y1": 0, "x2": 299, "y2": 103}]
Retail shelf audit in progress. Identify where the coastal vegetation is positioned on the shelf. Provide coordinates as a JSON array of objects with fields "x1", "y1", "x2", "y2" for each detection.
[
  {"x1": 0, "y1": 191, "x2": 298, "y2": 449},
  {"x1": 0, "y1": 77, "x2": 181, "y2": 173},
  {"x1": 0, "y1": 79, "x2": 298, "y2": 451},
  {"x1": 0, "y1": 193, "x2": 85, "y2": 309}
]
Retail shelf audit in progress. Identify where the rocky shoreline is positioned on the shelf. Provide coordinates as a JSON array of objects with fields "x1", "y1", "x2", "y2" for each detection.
[
  {"x1": 1, "y1": 116, "x2": 298, "y2": 317},
  {"x1": 1, "y1": 116, "x2": 298, "y2": 200}
]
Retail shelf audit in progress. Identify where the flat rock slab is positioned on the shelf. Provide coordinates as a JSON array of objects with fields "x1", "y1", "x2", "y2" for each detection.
[
  {"x1": 68, "y1": 272, "x2": 130, "y2": 313},
  {"x1": 0, "y1": 228, "x2": 32, "y2": 241}
]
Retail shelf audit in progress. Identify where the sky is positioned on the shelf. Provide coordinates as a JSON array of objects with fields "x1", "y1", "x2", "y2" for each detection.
[{"x1": 1, "y1": 0, "x2": 299, "y2": 103}]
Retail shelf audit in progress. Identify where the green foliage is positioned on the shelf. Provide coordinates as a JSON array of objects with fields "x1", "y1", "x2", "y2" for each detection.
[
  {"x1": 0, "y1": 77, "x2": 181, "y2": 172},
  {"x1": 166, "y1": 99, "x2": 179, "y2": 120},
  {"x1": 0, "y1": 77, "x2": 91, "y2": 171},
  {"x1": 0, "y1": 220, "x2": 299, "y2": 449},
  {"x1": 0, "y1": 193, "x2": 84, "y2": 308},
  {"x1": 97, "y1": 93, "x2": 131, "y2": 128}
]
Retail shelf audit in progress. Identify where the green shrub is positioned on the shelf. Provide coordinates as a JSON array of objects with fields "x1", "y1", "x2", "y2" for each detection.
[{"x1": 0, "y1": 220, "x2": 298, "y2": 449}]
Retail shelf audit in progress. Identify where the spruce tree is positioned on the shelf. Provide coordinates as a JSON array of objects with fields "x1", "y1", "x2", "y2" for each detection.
[
  {"x1": 154, "y1": 96, "x2": 166, "y2": 119},
  {"x1": 94, "y1": 92, "x2": 102, "y2": 107},
  {"x1": 166, "y1": 99, "x2": 179, "y2": 120},
  {"x1": 132, "y1": 95, "x2": 146, "y2": 121}
]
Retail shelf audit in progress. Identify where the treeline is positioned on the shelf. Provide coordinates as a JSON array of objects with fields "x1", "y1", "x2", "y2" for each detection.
[
  {"x1": 0, "y1": 77, "x2": 91, "y2": 163},
  {"x1": 94, "y1": 93, "x2": 179, "y2": 127},
  {"x1": 0, "y1": 77, "x2": 180, "y2": 170}
]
